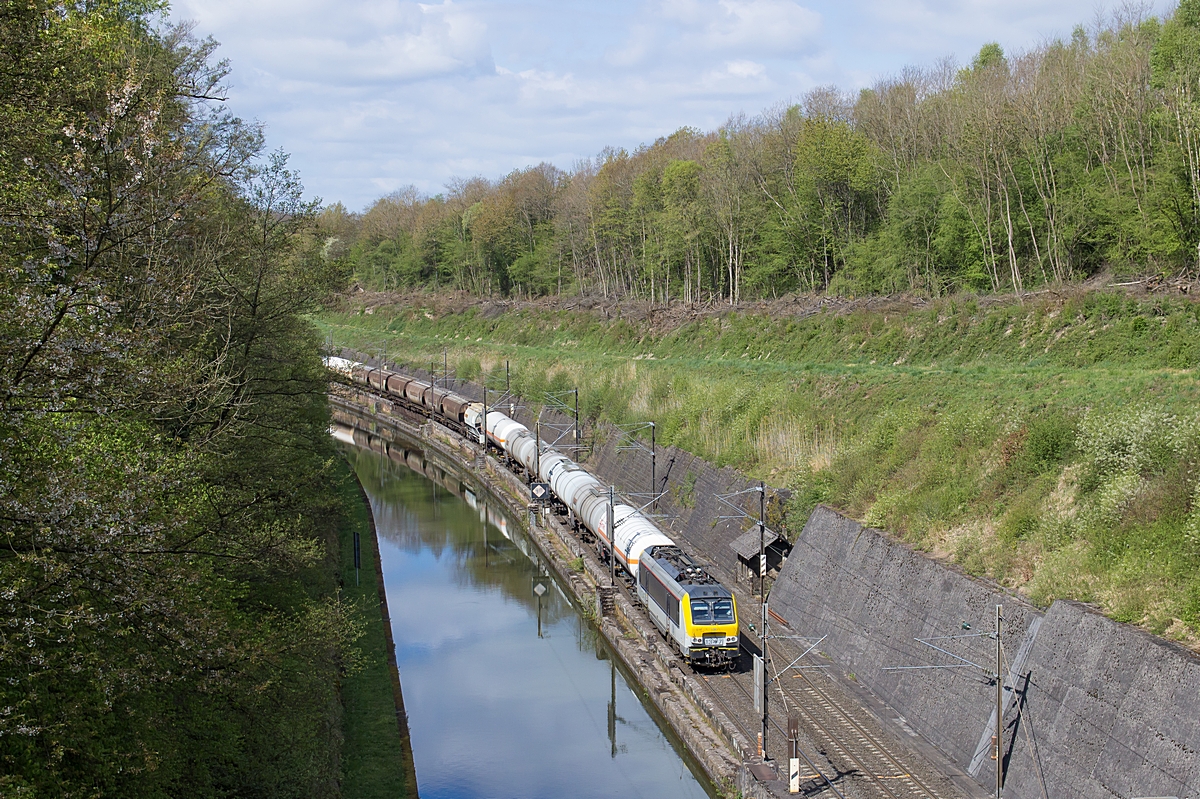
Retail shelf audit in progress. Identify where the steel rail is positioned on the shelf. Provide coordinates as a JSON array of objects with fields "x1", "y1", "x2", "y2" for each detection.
[
  {"x1": 711, "y1": 668, "x2": 847, "y2": 799},
  {"x1": 771, "y1": 662, "x2": 947, "y2": 799},
  {"x1": 796, "y1": 669, "x2": 942, "y2": 796}
]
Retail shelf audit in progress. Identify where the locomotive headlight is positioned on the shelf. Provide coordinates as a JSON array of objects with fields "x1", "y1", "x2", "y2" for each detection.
[
  {"x1": 727, "y1": 636, "x2": 738, "y2": 644},
  {"x1": 692, "y1": 637, "x2": 704, "y2": 644}
]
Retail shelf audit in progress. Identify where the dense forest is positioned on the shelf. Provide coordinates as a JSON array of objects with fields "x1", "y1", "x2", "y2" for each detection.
[
  {"x1": 1, "y1": 2, "x2": 356, "y2": 796},
  {"x1": 325, "y1": 2, "x2": 1200, "y2": 301}
]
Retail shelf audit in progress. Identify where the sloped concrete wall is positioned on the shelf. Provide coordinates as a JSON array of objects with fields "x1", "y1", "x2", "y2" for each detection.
[
  {"x1": 1007, "y1": 600, "x2": 1200, "y2": 799},
  {"x1": 767, "y1": 506, "x2": 1043, "y2": 789},
  {"x1": 770, "y1": 506, "x2": 1200, "y2": 799}
]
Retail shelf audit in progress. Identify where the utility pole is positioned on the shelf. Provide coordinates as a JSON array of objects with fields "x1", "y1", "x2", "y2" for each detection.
[
  {"x1": 995, "y1": 604, "x2": 1003, "y2": 799},
  {"x1": 759, "y1": 480, "x2": 769, "y2": 760},
  {"x1": 714, "y1": 481, "x2": 775, "y2": 761},
  {"x1": 650, "y1": 422, "x2": 656, "y2": 510},
  {"x1": 788, "y1": 712, "x2": 801, "y2": 794},
  {"x1": 444, "y1": 348, "x2": 448, "y2": 388},
  {"x1": 506, "y1": 360, "x2": 510, "y2": 394},
  {"x1": 575, "y1": 389, "x2": 580, "y2": 452},
  {"x1": 535, "y1": 420, "x2": 541, "y2": 481},
  {"x1": 759, "y1": 481, "x2": 766, "y2": 600},
  {"x1": 762, "y1": 595, "x2": 769, "y2": 760},
  {"x1": 481, "y1": 385, "x2": 488, "y2": 447},
  {"x1": 608, "y1": 485, "x2": 616, "y2": 587}
]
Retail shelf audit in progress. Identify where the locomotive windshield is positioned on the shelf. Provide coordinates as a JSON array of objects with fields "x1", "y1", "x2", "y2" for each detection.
[
  {"x1": 712, "y1": 599, "x2": 734, "y2": 623},
  {"x1": 690, "y1": 600, "x2": 713, "y2": 623}
]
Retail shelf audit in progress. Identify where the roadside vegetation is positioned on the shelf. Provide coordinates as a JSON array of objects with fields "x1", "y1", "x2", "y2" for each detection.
[
  {"x1": 322, "y1": 3, "x2": 1200, "y2": 304},
  {"x1": 320, "y1": 290, "x2": 1200, "y2": 648},
  {"x1": 0, "y1": 3, "x2": 386, "y2": 796}
]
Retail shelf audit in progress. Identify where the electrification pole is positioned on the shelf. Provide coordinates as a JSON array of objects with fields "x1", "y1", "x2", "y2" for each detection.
[
  {"x1": 995, "y1": 604, "x2": 1003, "y2": 799},
  {"x1": 759, "y1": 481, "x2": 769, "y2": 759},
  {"x1": 481, "y1": 385, "x2": 488, "y2": 447},
  {"x1": 650, "y1": 423, "x2": 657, "y2": 509},
  {"x1": 608, "y1": 486, "x2": 616, "y2": 587},
  {"x1": 762, "y1": 597, "x2": 769, "y2": 760},
  {"x1": 759, "y1": 481, "x2": 766, "y2": 600}
]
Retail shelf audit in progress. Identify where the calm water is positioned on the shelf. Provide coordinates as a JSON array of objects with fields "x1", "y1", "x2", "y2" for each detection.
[{"x1": 341, "y1": 425, "x2": 713, "y2": 799}]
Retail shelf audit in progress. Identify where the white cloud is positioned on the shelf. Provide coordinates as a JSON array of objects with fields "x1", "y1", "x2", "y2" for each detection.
[
  {"x1": 663, "y1": 0, "x2": 822, "y2": 53},
  {"x1": 176, "y1": 0, "x2": 492, "y2": 84},
  {"x1": 726, "y1": 59, "x2": 766, "y2": 79}
]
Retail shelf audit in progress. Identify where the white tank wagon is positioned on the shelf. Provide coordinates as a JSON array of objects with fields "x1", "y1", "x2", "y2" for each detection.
[
  {"x1": 325, "y1": 356, "x2": 356, "y2": 377},
  {"x1": 478, "y1": 395, "x2": 678, "y2": 578}
]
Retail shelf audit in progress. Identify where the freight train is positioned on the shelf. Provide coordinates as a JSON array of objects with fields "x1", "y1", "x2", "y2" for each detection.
[{"x1": 326, "y1": 355, "x2": 740, "y2": 668}]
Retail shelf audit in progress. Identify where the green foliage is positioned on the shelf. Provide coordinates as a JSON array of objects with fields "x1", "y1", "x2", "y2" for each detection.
[
  {"x1": 0, "y1": 4, "x2": 362, "y2": 796},
  {"x1": 1023, "y1": 414, "x2": 1077, "y2": 473},
  {"x1": 675, "y1": 471, "x2": 699, "y2": 509},
  {"x1": 972, "y1": 42, "x2": 1007, "y2": 71},
  {"x1": 336, "y1": 462, "x2": 415, "y2": 799}
]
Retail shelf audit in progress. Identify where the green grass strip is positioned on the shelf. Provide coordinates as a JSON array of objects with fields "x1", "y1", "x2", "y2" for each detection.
[{"x1": 336, "y1": 459, "x2": 418, "y2": 799}]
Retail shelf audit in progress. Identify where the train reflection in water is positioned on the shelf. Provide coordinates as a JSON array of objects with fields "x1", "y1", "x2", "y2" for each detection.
[
  {"x1": 334, "y1": 413, "x2": 714, "y2": 799},
  {"x1": 334, "y1": 415, "x2": 558, "y2": 614}
]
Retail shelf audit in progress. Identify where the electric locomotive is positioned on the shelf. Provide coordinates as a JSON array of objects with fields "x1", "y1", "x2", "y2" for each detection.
[{"x1": 638, "y1": 545, "x2": 739, "y2": 668}]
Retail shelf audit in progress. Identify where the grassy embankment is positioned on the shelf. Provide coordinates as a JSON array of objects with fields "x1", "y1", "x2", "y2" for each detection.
[
  {"x1": 335, "y1": 460, "x2": 417, "y2": 798},
  {"x1": 317, "y1": 292, "x2": 1200, "y2": 647}
]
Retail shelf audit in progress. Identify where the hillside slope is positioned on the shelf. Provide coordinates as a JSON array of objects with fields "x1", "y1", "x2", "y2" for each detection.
[{"x1": 318, "y1": 288, "x2": 1200, "y2": 648}]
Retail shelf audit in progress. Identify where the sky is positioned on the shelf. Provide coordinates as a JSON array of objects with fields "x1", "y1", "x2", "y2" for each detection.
[{"x1": 167, "y1": 0, "x2": 1169, "y2": 212}]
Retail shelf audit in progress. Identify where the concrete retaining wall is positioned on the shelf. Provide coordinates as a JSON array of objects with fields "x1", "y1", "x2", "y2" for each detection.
[
  {"x1": 769, "y1": 506, "x2": 1200, "y2": 799},
  {"x1": 1006, "y1": 600, "x2": 1200, "y2": 799}
]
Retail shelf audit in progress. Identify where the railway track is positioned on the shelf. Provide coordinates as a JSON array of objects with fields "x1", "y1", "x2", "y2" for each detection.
[
  {"x1": 764, "y1": 662, "x2": 948, "y2": 799},
  {"x1": 706, "y1": 665, "x2": 849, "y2": 798}
]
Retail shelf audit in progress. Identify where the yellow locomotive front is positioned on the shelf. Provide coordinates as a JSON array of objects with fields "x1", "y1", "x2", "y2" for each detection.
[{"x1": 681, "y1": 586, "x2": 739, "y2": 668}]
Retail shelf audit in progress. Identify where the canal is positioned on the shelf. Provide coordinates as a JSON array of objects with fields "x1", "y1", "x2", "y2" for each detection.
[{"x1": 339, "y1": 422, "x2": 714, "y2": 799}]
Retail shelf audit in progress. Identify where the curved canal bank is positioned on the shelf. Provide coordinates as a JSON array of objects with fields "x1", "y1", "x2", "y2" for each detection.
[
  {"x1": 335, "y1": 410, "x2": 720, "y2": 798},
  {"x1": 337, "y1": 460, "x2": 420, "y2": 798}
]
